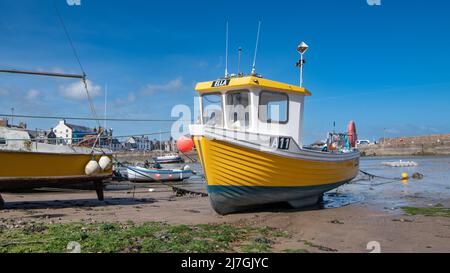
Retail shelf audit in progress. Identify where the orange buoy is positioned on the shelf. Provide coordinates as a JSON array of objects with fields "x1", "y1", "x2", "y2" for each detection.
[
  {"x1": 348, "y1": 121, "x2": 357, "y2": 148},
  {"x1": 177, "y1": 135, "x2": 194, "y2": 153}
]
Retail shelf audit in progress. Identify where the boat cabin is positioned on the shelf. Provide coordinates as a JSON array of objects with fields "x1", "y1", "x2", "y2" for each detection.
[{"x1": 194, "y1": 75, "x2": 311, "y2": 147}]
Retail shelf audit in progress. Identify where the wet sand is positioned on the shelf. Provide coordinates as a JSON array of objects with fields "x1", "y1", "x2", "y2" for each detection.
[
  {"x1": 2, "y1": 156, "x2": 450, "y2": 253},
  {"x1": 1, "y1": 181, "x2": 450, "y2": 253}
]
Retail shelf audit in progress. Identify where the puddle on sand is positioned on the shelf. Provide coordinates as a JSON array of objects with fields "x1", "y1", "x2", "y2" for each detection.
[
  {"x1": 338, "y1": 156, "x2": 450, "y2": 209},
  {"x1": 322, "y1": 192, "x2": 364, "y2": 209}
]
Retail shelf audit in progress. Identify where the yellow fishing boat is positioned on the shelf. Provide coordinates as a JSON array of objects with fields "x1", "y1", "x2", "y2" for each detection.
[
  {"x1": 0, "y1": 126, "x2": 113, "y2": 209},
  {"x1": 0, "y1": 8, "x2": 113, "y2": 209},
  {"x1": 0, "y1": 70, "x2": 113, "y2": 209},
  {"x1": 187, "y1": 42, "x2": 360, "y2": 214}
]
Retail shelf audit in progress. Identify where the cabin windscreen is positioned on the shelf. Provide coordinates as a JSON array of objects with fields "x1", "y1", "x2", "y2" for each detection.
[
  {"x1": 258, "y1": 91, "x2": 289, "y2": 124},
  {"x1": 202, "y1": 93, "x2": 223, "y2": 127},
  {"x1": 226, "y1": 90, "x2": 250, "y2": 129}
]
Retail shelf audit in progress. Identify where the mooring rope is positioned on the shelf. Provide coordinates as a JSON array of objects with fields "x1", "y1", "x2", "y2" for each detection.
[
  {"x1": 347, "y1": 169, "x2": 420, "y2": 187},
  {"x1": 359, "y1": 170, "x2": 403, "y2": 181}
]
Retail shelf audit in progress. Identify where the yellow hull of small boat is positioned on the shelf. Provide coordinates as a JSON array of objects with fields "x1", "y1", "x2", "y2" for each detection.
[
  {"x1": 193, "y1": 136, "x2": 359, "y2": 214},
  {"x1": 0, "y1": 151, "x2": 112, "y2": 190}
]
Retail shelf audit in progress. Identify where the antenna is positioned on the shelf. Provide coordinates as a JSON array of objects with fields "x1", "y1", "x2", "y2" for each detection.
[
  {"x1": 251, "y1": 21, "x2": 261, "y2": 76},
  {"x1": 237, "y1": 47, "x2": 242, "y2": 76},
  {"x1": 225, "y1": 21, "x2": 229, "y2": 78}
]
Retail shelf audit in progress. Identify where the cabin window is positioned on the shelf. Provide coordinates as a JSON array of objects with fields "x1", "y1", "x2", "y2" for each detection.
[
  {"x1": 202, "y1": 93, "x2": 223, "y2": 127},
  {"x1": 0, "y1": 137, "x2": 6, "y2": 145},
  {"x1": 226, "y1": 90, "x2": 250, "y2": 128},
  {"x1": 259, "y1": 91, "x2": 289, "y2": 124}
]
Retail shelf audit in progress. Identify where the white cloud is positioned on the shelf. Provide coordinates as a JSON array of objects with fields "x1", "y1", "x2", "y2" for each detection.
[
  {"x1": 26, "y1": 89, "x2": 41, "y2": 100},
  {"x1": 114, "y1": 92, "x2": 136, "y2": 107},
  {"x1": 60, "y1": 80, "x2": 102, "y2": 101},
  {"x1": 141, "y1": 77, "x2": 184, "y2": 95}
]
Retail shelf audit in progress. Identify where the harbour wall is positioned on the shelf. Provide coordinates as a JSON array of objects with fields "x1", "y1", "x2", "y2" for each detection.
[{"x1": 359, "y1": 134, "x2": 450, "y2": 156}]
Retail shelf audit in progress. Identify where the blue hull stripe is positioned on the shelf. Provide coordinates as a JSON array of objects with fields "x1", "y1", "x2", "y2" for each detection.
[{"x1": 207, "y1": 181, "x2": 350, "y2": 214}]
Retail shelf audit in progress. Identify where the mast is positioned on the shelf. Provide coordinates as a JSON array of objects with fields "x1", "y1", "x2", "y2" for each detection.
[
  {"x1": 160, "y1": 130, "x2": 163, "y2": 156},
  {"x1": 104, "y1": 84, "x2": 108, "y2": 129}
]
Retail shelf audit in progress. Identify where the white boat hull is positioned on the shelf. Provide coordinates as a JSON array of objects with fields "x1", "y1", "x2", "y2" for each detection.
[{"x1": 127, "y1": 166, "x2": 193, "y2": 182}]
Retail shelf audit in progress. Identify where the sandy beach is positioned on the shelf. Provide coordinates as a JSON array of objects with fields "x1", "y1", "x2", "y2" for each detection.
[{"x1": 1, "y1": 175, "x2": 450, "y2": 253}]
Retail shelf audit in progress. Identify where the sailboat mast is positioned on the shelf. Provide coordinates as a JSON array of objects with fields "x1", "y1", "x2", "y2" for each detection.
[
  {"x1": 160, "y1": 130, "x2": 163, "y2": 156},
  {"x1": 104, "y1": 84, "x2": 108, "y2": 129}
]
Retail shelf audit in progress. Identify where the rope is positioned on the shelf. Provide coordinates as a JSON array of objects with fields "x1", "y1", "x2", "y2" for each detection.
[
  {"x1": 82, "y1": 78, "x2": 102, "y2": 129},
  {"x1": 178, "y1": 150, "x2": 197, "y2": 163},
  {"x1": 359, "y1": 170, "x2": 403, "y2": 181},
  {"x1": 347, "y1": 169, "x2": 407, "y2": 187}
]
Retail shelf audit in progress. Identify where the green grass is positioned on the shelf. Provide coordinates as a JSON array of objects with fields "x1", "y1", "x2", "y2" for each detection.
[
  {"x1": 0, "y1": 221, "x2": 287, "y2": 253},
  {"x1": 401, "y1": 206, "x2": 450, "y2": 218},
  {"x1": 300, "y1": 240, "x2": 337, "y2": 252},
  {"x1": 282, "y1": 248, "x2": 310, "y2": 253}
]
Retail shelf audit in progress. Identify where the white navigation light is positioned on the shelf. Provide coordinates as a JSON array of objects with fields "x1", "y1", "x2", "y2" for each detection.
[
  {"x1": 296, "y1": 41, "x2": 309, "y2": 87},
  {"x1": 297, "y1": 42, "x2": 309, "y2": 54}
]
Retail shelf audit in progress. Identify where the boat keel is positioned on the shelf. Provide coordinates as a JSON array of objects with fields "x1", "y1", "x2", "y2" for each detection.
[
  {"x1": 94, "y1": 181, "x2": 104, "y2": 201},
  {"x1": 208, "y1": 183, "x2": 346, "y2": 215},
  {"x1": 287, "y1": 194, "x2": 323, "y2": 208},
  {"x1": 0, "y1": 193, "x2": 4, "y2": 210}
]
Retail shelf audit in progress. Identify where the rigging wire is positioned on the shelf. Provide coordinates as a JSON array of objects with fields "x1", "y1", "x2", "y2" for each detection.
[
  {"x1": 54, "y1": 1, "x2": 101, "y2": 128},
  {"x1": 54, "y1": 1, "x2": 85, "y2": 76},
  {"x1": 0, "y1": 113, "x2": 191, "y2": 122},
  {"x1": 2, "y1": 131, "x2": 172, "y2": 142}
]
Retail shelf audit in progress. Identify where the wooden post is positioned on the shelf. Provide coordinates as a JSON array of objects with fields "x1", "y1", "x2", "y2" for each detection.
[
  {"x1": 0, "y1": 193, "x2": 4, "y2": 210},
  {"x1": 94, "y1": 181, "x2": 104, "y2": 201}
]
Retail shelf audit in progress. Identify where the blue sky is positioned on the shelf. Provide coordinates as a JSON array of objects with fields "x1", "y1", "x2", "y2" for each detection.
[{"x1": 0, "y1": 0, "x2": 449, "y2": 143}]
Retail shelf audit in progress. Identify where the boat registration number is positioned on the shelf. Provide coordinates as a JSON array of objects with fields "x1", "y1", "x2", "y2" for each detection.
[
  {"x1": 271, "y1": 137, "x2": 290, "y2": 150},
  {"x1": 212, "y1": 79, "x2": 230, "y2": 87}
]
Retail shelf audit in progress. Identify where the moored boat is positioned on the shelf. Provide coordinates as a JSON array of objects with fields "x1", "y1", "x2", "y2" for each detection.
[
  {"x1": 0, "y1": 126, "x2": 113, "y2": 208},
  {"x1": 153, "y1": 154, "x2": 184, "y2": 164},
  {"x1": 185, "y1": 42, "x2": 360, "y2": 214},
  {"x1": 127, "y1": 166, "x2": 193, "y2": 182}
]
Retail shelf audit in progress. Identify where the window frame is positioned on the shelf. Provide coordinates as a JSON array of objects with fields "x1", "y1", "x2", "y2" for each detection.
[
  {"x1": 225, "y1": 89, "x2": 251, "y2": 128},
  {"x1": 201, "y1": 92, "x2": 224, "y2": 127},
  {"x1": 258, "y1": 90, "x2": 289, "y2": 124}
]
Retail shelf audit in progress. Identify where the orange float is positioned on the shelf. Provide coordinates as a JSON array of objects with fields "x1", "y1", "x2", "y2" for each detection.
[
  {"x1": 177, "y1": 135, "x2": 194, "y2": 153},
  {"x1": 348, "y1": 121, "x2": 357, "y2": 148}
]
